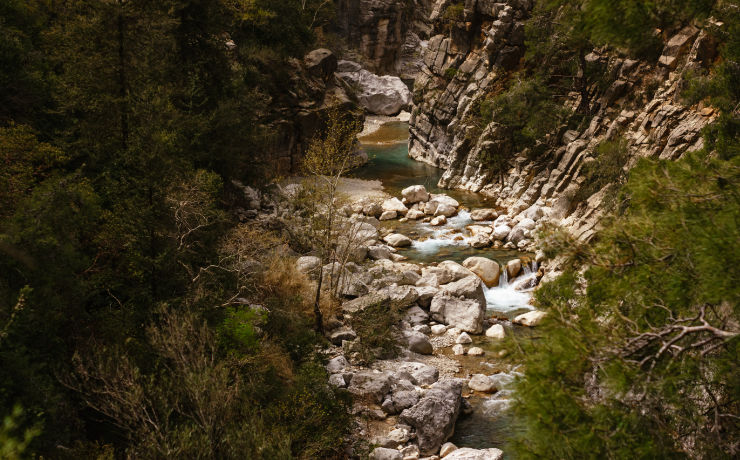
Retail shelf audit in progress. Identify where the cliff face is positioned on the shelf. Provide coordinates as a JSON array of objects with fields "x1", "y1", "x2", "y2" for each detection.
[
  {"x1": 408, "y1": 0, "x2": 718, "y2": 241},
  {"x1": 333, "y1": 0, "x2": 432, "y2": 78}
]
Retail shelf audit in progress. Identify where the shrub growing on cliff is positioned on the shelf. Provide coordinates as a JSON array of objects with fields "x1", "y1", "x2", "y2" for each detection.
[
  {"x1": 507, "y1": 133, "x2": 740, "y2": 458},
  {"x1": 572, "y1": 137, "x2": 630, "y2": 207}
]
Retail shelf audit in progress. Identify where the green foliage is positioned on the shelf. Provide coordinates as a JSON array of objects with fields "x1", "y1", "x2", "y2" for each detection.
[
  {"x1": 0, "y1": 0, "x2": 353, "y2": 456},
  {"x1": 443, "y1": 67, "x2": 459, "y2": 80},
  {"x1": 0, "y1": 405, "x2": 41, "y2": 460},
  {"x1": 349, "y1": 301, "x2": 401, "y2": 364},
  {"x1": 476, "y1": 77, "x2": 570, "y2": 153},
  {"x1": 442, "y1": 3, "x2": 465, "y2": 22},
  {"x1": 572, "y1": 137, "x2": 630, "y2": 206},
  {"x1": 509, "y1": 146, "x2": 740, "y2": 458}
]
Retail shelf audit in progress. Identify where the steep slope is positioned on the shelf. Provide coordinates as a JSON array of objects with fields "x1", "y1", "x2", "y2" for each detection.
[{"x1": 409, "y1": 0, "x2": 719, "y2": 242}]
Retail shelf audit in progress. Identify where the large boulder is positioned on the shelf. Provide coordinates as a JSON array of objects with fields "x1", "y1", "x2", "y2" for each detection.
[
  {"x1": 399, "y1": 379, "x2": 464, "y2": 456},
  {"x1": 407, "y1": 332, "x2": 433, "y2": 355},
  {"x1": 470, "y1": 208, "x2": 498, "y2": 221},
  {"x1": 402, "y1": 185, "x2": 430, "y2": 203},
  {"x1": 485, "y1": 324, "x2": 506, "y2": 339},
  {"x1": 468, "y1": 374, "x2": 495, "y2": 393},
  {"x1": 347, "y1": 371, "x2": 393, "y2": 404},
  {"x1": 491, "y1": 225, "x2": 511, "y2": 241},
  {"x1": 370, "y1": 447, "x2": 403, "y2": 460},
  {"x1": 384, "y1": 233, "x2": 413, "y2": 248},
  {"x1": 437, "y1": 261, "x2": 475, "y2": 282},
  {"x1": 430, "y1": 295, "x2": 486, "y2": 334},
  {"x1": 440, "y1": 276, "x2": 487, "y2": 305},
  {"x1": 382, "y1": 197, "x2": 408, "y2": 215},
  {"x1": 337, "y1": 63, "x2": 412, "y2": 115},
  {"x1": 444, "y1": 448, "x2": 504, "y2": 460},
  {"x1": 513, "y1": 310, "x2": 547, "y2": 327},
  {"x1": 424, "y1": 194, "x2": 460, "y2": 215},
  {"x1": 304, "y1": 48, "x2": 337, "y2": 80},
  {"x1": 296, "y1": 256, "x2": 321, "y2": 277},
  {"x1": 463, "y1": 257, "x2": 501, "y2": 288},
  {"x1": 506, "y1": 259, "x2": 522, "y2": 278},
  {"x1": 396, "y1": 362, "x2": 439, "y2": 386}
]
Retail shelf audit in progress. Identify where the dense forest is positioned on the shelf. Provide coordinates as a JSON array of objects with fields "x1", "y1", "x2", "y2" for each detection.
[{"x1": 1, "y1": 0, "x2": 738, "y2": 459}]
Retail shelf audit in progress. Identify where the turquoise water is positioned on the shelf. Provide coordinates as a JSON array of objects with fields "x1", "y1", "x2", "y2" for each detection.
[{"x1": 354, "y1": 121, "x2": 529, "y2": 457}]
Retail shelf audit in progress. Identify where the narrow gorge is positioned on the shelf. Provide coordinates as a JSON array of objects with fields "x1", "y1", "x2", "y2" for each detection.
[{"x1": 0, "y1": 1, "x2": 736, "y2": 459}]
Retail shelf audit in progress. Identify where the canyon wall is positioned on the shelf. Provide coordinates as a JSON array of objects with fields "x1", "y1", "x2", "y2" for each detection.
[{"x1": 408, "y1": 0, "x2": 718, "y2": 241}]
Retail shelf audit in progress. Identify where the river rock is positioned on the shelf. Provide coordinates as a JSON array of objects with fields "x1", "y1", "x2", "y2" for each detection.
[
  {"x1": 399, "y1": 379, "x2": 464, "y2": 456},
  {"x1": 371, "y1": 447, "x2": 403, "y2": 460},
  {"x1": 470, "y1": 209, "x2": 498, "y2": 221},
  {"x1": 407, "y1": 332, "x2": 433, "y2": 355},
  {"x1": 455, "y1": 332, "x2": 472, "y2": 344},
  {"x1": 513, "y1": 310, "x2": 547, "y2": 327},
  {"x1": 521, "y1": 205, "x2": 544, "y2": 221},
  {"x1": 468, "y1": 374, "x2": 495, "y2": 392},
  {"x1": 407, "y1": 209, "x2": 425, "y2": 219},
  {"x1": 405, "y1": 306, "x2": 429, "y2": 325},
  {"x1": 441, "y1": 276, "x2": 487, "y2": 304},
  {"x1": 363, "y1": 201, "x2": 384, "y2": 217},
  {"x1": 348, "y1": 371, "x2": 393, "y2": 404},
  {"x1": 430, "y1": 296, "x2": 486, "y2": 333},
  {"x1": 369, "y1": 245, "x2": 393, "y2": 260},
  {"x1": 402, "y1": 185, "x2": 430, "y2": 203},
  {"x1": 467, "y1": 225, "x2": 493, "y2": 237},
  {"x1": 485, "y1": 324, "x2": 505, "y2": 339},
  {"x1": 434, "y1": 204, "x2": 457, "y2": 217},
  {"x1": 396, "y1": 362, "x2": 439, "y2": 386},
  {"x1": 382, "y1": 389, "x2": 420, "y2": 415},
  {"x1": 443, "y1": 447, "x2": 504, "y2": 460},
  {"x1": 440, "y1": 442, "x2": 458, "y2": 457},
  {"x1": 491, "y1": 225, "x2": 511, "y2": 241},
  {"x1": 437, "y1": 261, "x2": 475, "y2": 282},
  {"x1": 379, "y1": 210, "x2": 397, "y2": 221},
  {"x1": 452, "y1": 344, "x2": 465, "y2": 355},
  {"x1": 384, "y1": 233, "x2": 413, "y2": 247},
  {"x1": 329, "y1": 373, "x2": 347, "y2": 387},
  {"x1": 388, "y1": 285, "x2": 420, "y2": 307},
  {"x1": 326, "y1": 355, "x2": 349, "y2": 373},
  {"x1": 387, "y1": 427, "x2": 412, "y2": 445},
  {"x1": 430, "y1": 215, "x2": 447, "y2": 226},
  {"x1": 356, "y1": 221, "x2": 381, "y2": 242},
  {"x1": 383, "y1": 197, "x2": 408, "y2": 215},
  {"x1": 416, "y1": 285, "x2": 438, "y2": 308},
  {"x1": 343, "y1": 291, "x2": 391, "y2": 313},
  {"x1": 424, "y1": 195, "x2": 459, "y2": 215},
  {"x1": 400, "y1": 444, "x2": 420, "y2": 459},
  {"x1": 337, "y1": 66, "x2": 412, "y2": 115},
  {"x1": 517, "y1": 217, "x2": 536, "y2": 230},
  {"x1": 431, "y1": 324, "x2": 448, "y2": 335},
  {"x1": 296, "y1": 256, "x2": 321, "y2": 277},
  {"x1": 467, "y1": 347, "x2": 485, "y2": 356},
  {"x1": 506, "y1": 225, "x2": 527, "y2": 244},
  {"x1": 469, "y1": 233, "x2": 491, "y2": 248},
  {"x1": 462, "y1": 257, "x2": 500, "y2": 288},
  {"x1": 506, "y1": 259, "x2": 522, "y2": 278}
]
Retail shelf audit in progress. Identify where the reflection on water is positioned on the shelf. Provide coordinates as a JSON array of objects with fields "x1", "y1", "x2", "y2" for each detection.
[{"x1": 353, "y1": 122, "x2": 493, "y2": 207}]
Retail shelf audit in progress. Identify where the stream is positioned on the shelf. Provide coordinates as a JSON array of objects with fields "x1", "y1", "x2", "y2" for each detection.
[{"x1": 352, "y1": 120, "x2": 538, "y2": 455}]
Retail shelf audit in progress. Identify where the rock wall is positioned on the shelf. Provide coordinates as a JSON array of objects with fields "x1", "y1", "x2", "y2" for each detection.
[
  {"x1": 266, "y1": 48, "x2": 363, "y2": 174},
  {"x1": 334, "y1": 0, "x2": 432, "y2": 78},
  {"x1": 409, "y1": 0, "x2": 719, "y2": 240}
]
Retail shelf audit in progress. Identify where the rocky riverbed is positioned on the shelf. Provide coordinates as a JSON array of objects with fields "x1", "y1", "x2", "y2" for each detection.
[{"x1": 292, "y1": 178, "x2": 550, "y2": 460}]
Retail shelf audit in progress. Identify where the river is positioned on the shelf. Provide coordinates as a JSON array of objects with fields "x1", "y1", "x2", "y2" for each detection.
[{"x1": 351, "y1": 120, "x2": 538, "y2": 455}]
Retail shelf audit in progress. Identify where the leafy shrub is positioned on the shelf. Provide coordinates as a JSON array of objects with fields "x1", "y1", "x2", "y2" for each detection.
[
  {"x1": 572, "y1": 138, "x2": 630, "y2": 206},
  {"x1": 443, "y1": 3, "x2": 464, "y2": 22},
  {"x1": 443, "y1": 67, "x2": 459, "y2": 80},
  {"x1": 349, "y1": 301, "x2": 401, "y2": 364}
]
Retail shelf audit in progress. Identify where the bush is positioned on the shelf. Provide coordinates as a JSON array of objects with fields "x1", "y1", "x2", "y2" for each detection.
[
  {"x1": 572, "y1": 138, "x2": 630, "y2": 206},
  {"x1": 349, "y1": 301, "x2": 401, "y2": 364},
  {"x1": 442, "y1": 3, "x2": 464, "y2": 22}
]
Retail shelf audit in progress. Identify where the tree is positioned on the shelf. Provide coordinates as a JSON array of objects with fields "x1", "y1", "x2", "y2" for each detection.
[{"x1": 301, "y1": 109, "x2": 362, "y2": 333}]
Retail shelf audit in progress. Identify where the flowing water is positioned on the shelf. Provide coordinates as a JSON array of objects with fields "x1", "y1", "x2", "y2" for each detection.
[{"x1": 353, "y1": 121, "x2": 538, "y2": 455}]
